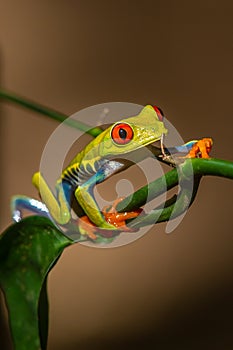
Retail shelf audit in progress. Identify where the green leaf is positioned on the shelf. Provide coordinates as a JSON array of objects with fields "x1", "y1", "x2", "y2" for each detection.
[{"x1": 0, "y1": 216, "x2": 73, "y2": 350}]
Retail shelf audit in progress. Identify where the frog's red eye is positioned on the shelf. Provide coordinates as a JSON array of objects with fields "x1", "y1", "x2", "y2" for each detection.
[
  {"x1": 111, "y1": 123, "x2": 134, "y2": 145},
  {"x1": 152, "y1": 105, "x2": 164, "y2": 121}
]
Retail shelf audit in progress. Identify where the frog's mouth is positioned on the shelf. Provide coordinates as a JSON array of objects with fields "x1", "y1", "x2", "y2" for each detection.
[
  {"x1": 111, "y1": 133, "x2": 176, "y2": 169},
  {"x1": 110, "y1": 142, "x2": 164, "y2": 167}
]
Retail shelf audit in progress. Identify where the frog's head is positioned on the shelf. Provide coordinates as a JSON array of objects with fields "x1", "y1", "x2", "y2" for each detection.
[{"x1": 98, "y1": 105, "x2": 168, "y2": 157}]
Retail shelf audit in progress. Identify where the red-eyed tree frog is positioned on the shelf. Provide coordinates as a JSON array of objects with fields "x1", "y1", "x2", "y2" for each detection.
[{"x1": 11, "y1": 105, "x2": 212, "y2": 241}]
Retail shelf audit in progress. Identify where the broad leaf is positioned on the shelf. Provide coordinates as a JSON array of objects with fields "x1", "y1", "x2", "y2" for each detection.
[{"x1": 0, "y1": 216, "x2": 73, "y2": 350}]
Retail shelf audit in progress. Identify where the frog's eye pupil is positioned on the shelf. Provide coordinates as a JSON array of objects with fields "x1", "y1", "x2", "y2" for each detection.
[
  {"x1": 119, "y1": 128, "x2": 127, "y2": 139},
  {"x1": 111, "y1": 123, "x2": 134, "y2": 145}
]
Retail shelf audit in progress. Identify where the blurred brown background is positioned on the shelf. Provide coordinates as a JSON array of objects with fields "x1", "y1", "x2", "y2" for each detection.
[{"x1": 0, "y1": 1, "x2": 233, "y2": 349}]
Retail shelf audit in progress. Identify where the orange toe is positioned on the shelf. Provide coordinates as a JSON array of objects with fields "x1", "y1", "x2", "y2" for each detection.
[
  {"x1": 187, "y1": 138, "x2": 213, "y2": 159},
  {"x1": 102, "y1": 197, "x2": 142, "y2": 229}
]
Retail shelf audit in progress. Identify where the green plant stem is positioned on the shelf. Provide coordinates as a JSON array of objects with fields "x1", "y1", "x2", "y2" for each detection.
[
  {"x1": 38, "y1": 277, "x2": 49, "y2": 350},
  {"x1": 0, "y1": 89, "x2": 173, "y2": 166},
  {"x1": 117, "y1": 157, "x2": 233, "y2": 227},
  {"x1": 117, "y1": 157, "x2": 233, "y2": 213},
  {"x1": 0, "y1": 89, "x2": 102, "y2": 137}
]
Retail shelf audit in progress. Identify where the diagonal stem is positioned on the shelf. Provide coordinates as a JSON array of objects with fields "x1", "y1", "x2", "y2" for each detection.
[
  {"x1": 0, "y1": 89, "x2": 102, "y2": 137},
  {"x1": 117, "y1": 157, "x2": 233, "y2": 227}
]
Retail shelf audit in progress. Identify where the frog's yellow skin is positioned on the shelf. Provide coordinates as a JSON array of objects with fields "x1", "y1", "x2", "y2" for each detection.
[
  {"x1": 11, "y1": 104, "x2": 213, "y2": 240},
  {"x1": 11, "y1": 105, "x2": 167, "y2": 240}
]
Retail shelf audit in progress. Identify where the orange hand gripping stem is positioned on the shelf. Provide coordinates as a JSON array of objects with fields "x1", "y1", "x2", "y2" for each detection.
[{"x1": 187, "y1": 138, "x2": 213, "y2": 159}]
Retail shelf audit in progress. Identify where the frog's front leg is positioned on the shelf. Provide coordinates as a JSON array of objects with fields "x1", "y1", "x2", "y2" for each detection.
[
  {"x1": 75, "y1": 193, "x2": 141, "y2": 240},
  {"x1": 102, "y1": 198, "x2": 142, "y2": 229},
  {"x1": 167, "y1": 138, "x2": 213, "y2": 161},
  {"x1": 75, "y1": 182, "x2": 116, "y2": 232},
  {"x1": 186, "y1": 138, "x2": 213, "y2": 158}
]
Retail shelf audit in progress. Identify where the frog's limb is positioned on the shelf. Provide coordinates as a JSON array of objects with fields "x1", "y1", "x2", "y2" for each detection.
[
  {"x1": 186, "y1": 138, "x2": 213, "y2": 158},
  {"x1": 170, "y1": 140, "x2": 198, "y2": 154},
  {"x1": 158, "y1": 140, "x2": 199, "y2": 164},
  {"x1": 102, "y1": 197, "x2": 142, "y2": 229},
  {"x1": 75, "y1": 183, "x2": 115, "y2": 231},
  {"x1": 75, "y1": 160, "x2": 126, "y2": 231},
  {"x1": 164, "y1": 138, "x2": 213, "y2": 159},
  {"x1": 76, "y1": 216, "x2": 121, "y2": 240},
  {"x1": 75, "y1": 160, "x2": 134, "y2": 235},
  {"x1": 77, "y1": 216, "x2": 98, "y2": 240},
  {"x1": 11, "y1": 195, "x2": 50, "y2": 222},
  {"x1": 32, "y1": 172, "x2": 71, "y2": 225}
]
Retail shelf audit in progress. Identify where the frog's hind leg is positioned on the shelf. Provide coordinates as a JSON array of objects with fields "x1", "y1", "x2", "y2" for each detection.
[
  {"x1": 11, "y1": 195, "x2": 51, "y2": 222},
  {"x1": 32, "y1": 172, "x2": 71, "y2": 225}
]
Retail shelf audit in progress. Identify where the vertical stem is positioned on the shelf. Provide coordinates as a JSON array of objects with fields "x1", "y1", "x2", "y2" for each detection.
[{"x1": 38, "y1": 278, "x2": 49, "y2": 350}]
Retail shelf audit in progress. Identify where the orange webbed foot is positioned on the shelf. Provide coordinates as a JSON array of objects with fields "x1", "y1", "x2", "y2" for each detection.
[
  {"x1": 102, "y1": 197, "x2": 142, "y2": 231},
  {"x1": 187, "y1": 138, "x2": 213, "y2": 159}
]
